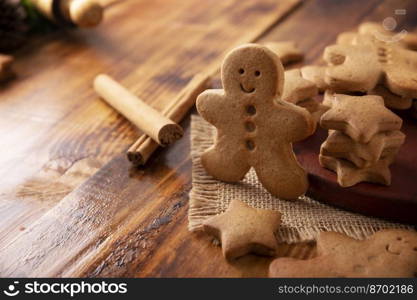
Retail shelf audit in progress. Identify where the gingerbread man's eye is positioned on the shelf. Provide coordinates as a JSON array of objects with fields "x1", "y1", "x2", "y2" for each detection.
[
  {"x1": 254, "y1": 70, "x2": 261, "y2": 77},
  {"x1": 238, "y1": 68, "x2": 245, "y2": 74}
]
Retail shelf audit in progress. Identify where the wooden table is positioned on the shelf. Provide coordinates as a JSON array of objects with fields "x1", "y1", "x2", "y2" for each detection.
[{"x1": 0, "y1": 0, "x2": 416, "y2": 277}]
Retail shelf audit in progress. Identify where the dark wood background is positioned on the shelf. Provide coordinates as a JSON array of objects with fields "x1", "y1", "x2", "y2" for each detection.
[{"x1": 0, "y1": 0, "x2": 416, "y2": 277}]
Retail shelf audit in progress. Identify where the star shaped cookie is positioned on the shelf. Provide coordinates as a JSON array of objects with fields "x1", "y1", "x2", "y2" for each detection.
[
  {"x1": 301, "y1": 65, "x2": 329, "y2": 92},
  {"x1": 264, "y1": 41, "x2": 303, "y2": 65},
  {"x1": 369, "y1": 85, "x2": 413, "y2": 110},
  {"x1": 298, "y1": 98, "x2": 329, "y2": 126},
  {"x1": 319, "y1": 154, "x2": 392, "y2": 187},
  {"x1": 282, "y1": 69, "x2": 318, "y2": 104},
  {"x1": 203, "y1": 199, "x2": 281, "y2": 260},
  {"x1": 323, "y1": 87, "x2": 412, "y2": 111},
  {"x1": 320, "y1": 94, "x2": 402, "y2": 143},
  {"x1": 281, "y1": 69, "x2": 326, "y2": 129},
  {"x1": 321, "y1": 130, "x2": 405, "y2": 168},
  {"x1": 269, "y1": 229, "x2": 417, "y2": 277},
  {"x1": 0, "y1": 54, "x2": 14, "y2": 82}
]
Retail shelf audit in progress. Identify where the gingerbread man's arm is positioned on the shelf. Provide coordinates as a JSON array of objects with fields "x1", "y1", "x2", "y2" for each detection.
[
  {"x1": 196, "y1": 89, "x2": 227, "y2": 126},
  {"x1": 272, "y1": 100, "x2": 315, "y2": 143}
]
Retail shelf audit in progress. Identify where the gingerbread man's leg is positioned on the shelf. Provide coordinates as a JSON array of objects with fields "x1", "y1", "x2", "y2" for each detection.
[
  {"x1": 254, "y1": 144, "x2": 308, "y2": 200},
  {"x1": 201, "y1": 138, "x2": 250, "y2": 182}
]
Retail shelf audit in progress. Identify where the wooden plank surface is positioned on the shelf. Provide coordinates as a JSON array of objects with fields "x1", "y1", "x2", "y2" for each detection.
[
  {"x1": 0, "y1": 0, "x2": 300, "y2": 277},
  {"x1": 1, "y1": 0, "x2": 416, "y2": 277}
]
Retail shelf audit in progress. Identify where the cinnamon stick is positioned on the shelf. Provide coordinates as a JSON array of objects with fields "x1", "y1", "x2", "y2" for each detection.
[
  {"x1": 94, "y1": 74, "x2": 184, "y2": 146},
  {"x1": 127, "y1": 73, "x2": 211, "y2": 166}
]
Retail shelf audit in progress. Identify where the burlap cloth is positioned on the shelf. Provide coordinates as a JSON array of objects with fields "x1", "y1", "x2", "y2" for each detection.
[{"x1": 188, "y1": 115, "x2": 413, "y2": 243}]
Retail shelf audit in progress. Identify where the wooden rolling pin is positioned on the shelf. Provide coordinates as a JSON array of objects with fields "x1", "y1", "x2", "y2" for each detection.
[
  {"x1": 94, "y1": 74, "x2": 184, "y2": 146},
  {"x1": 32, "y1": 0, "x2": 104, "y2": 27}
]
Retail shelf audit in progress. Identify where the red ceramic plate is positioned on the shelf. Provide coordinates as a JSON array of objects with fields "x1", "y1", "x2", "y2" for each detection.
[{"x1": 295, "y1": 109, "x2": 417, "y2": 225}]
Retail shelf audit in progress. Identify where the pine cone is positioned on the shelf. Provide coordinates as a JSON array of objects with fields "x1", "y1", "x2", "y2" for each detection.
[{"x1": 0, "y1": 0, "x2": 28, "y2": 52}]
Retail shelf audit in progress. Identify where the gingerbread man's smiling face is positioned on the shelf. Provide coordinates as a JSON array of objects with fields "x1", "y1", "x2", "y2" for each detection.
[
  {"x1": 221, "y1": 44, "x2": 284, "y2": 101},
  {"x1": 384, "y1": 234, "x2": 417, "y2": 256}
]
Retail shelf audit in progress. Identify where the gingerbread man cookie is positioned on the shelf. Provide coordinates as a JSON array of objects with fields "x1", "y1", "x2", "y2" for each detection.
[
  {"x1": 337, "y1": 22, "x2": 417, "y2": 51},
  {"x1": 196, "y1": 44, "x2": 313, "y2": 199},
  {"x1": 358, "y1": 22, "x2": 417, "y2": 50},
  {"x1": 324, "y1": 34, "x2": 417, "y2": 98},
  {"x1": 336, "y1": 31, "x2": 358, "y2": 46},
  {"x1": 282, "y1": 69, "x2": 318, "y2": 105},
  {"x1": 269, "y1": 229, "x2": 417, "y2": 277}
]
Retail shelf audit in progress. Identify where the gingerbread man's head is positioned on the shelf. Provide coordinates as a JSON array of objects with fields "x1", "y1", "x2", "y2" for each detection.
[{"x1": 221, "y1": 44, "x2": 284, "y2": 101}]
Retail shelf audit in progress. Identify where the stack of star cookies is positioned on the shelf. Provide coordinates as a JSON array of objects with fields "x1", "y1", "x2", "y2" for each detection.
[{"x1": 319, "y1": 93, "x2": 405, "y2": 187}]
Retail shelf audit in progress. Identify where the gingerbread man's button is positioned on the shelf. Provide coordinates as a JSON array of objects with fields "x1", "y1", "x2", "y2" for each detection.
[
  {"x1": 245, "y1": 105, "x2": 257, "y2": 115},
  {"x1": 244, "y1": 121, "x2": 256, "y2": 132},
  {"x1": 245, "y1": 139, "x2": 256, "y2": 151}
]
